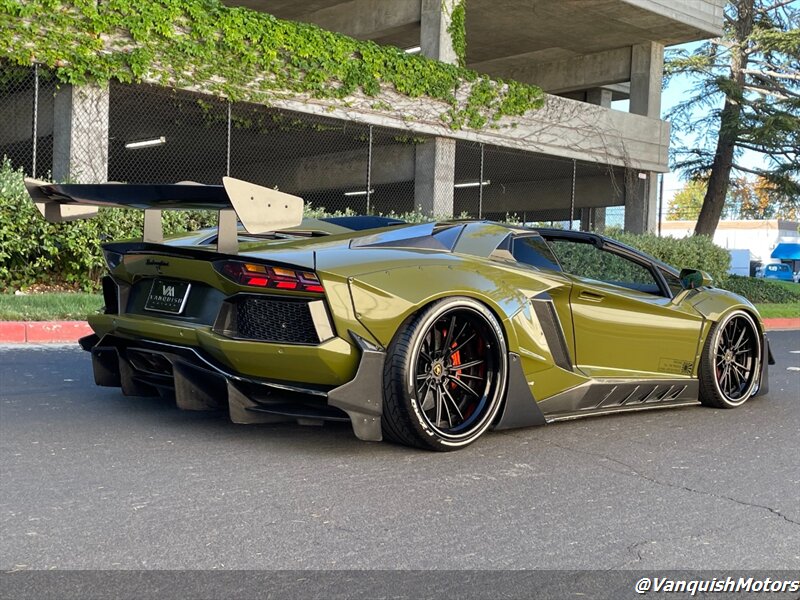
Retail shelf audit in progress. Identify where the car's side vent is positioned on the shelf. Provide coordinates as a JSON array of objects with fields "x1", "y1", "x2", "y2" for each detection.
[
  {"x1": 101, "y1": 275, "x2": 131, "y2": 315},
  {"x1": 531, "y1": 295, "x2": 573, "y2": 372},
  {"x1": 213, "y1": 295, "x2": 334, "y2": 345}
]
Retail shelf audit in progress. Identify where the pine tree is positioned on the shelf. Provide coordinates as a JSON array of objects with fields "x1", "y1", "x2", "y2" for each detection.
[{"x1": 666, "y1": 0, "x2": 799, "y2": 236}]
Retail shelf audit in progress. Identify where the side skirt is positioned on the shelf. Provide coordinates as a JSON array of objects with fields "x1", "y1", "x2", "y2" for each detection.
[
  {"x1": 537, "y1": 378, "x2": 700, "y2": 421},
  {"x1": 546, "y1": 400, "x2": 700, "y2": 423}
]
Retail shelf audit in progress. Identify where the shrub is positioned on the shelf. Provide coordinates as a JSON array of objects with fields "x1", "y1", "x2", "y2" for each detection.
[
  {"x1": 606, "y1": 228, "x2": 731, "y2": 284},
  {"x1": 718, "y1": 275, "x2": 800, "y2": 304},
  {"x1": 0, "y1": 159, "x2": 217, "y2": 291}
]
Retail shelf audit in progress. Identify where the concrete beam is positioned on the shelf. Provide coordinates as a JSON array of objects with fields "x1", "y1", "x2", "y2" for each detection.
[
  {"x1": 53, "y1": 83, "x2": 110, "y2": 183},
  {"x1": 470, "y1": 47, "x2": 632, "y2": 94},
  {"x1": 479, "y1": 175, "x2": 624, "y2": 215},
  {"x1": 623, "y1": 0, "x2": 725, "y2": 38},
  {"x1": 298, "y1": 0, "x2": 420, "y2": 40},
  {"x1": 232, "y1": 144, "x2": 415, "y2": 193}
]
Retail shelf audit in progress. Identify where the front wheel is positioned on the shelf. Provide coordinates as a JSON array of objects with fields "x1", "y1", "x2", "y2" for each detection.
[
  {"x1": 382, "y1": 297, "x2": 508, "y2": 451},
  {"x1": 698, "y1": 310, "x2": 762, "y2": 408}
]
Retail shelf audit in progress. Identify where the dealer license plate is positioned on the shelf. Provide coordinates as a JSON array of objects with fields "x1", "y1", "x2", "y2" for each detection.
[{"x1": 144, "y1": 279, "x2": 191, "y2": 315}]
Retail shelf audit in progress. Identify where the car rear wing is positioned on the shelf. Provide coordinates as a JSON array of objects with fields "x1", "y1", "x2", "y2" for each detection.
[{"x1": 23, "y1": 177, "x2": 304, "y2": 254}]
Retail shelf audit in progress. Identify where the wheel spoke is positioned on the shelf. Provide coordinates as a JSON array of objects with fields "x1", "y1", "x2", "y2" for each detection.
[
  {"x1": 442, "y1": 315, "x2": 456, "y2": 354},
  {"x1": 441, "y1": 385, "x2": 464, "y2": 421},
  {"x1": 434, "y1": 386, "x2": 443, "y2": 427},
  {"x1": 448, "y1": 333, "x2": 476, "y2": 357},
  {"x1": 732, "y1": 363, "x2": 747, "y2": 382},
  {"x1": 720, "y1": 365, "x2": 730, "y2": 394},
  {"x1": 417, "y1": 377, "x2": 434, "y2": 407},
  {"x1": 731, "y1": 327, "x2": 748, "y2": 352},
  {"x1": 451, "y1": 320, "x2": 469, "y2": 347},
  {"x1": 448, "y1": 375, "x2": 480, "y2": 398},
  {"x1": 440, "y1": 384, "x2": 454, "y2": 428},
  {"x1": 453, "y1": 372, "x2": 482, "y2": 381},
  {"x1": 451, "y1": 358, "x2": 483, "y2": 371},
  {"x1": 732, "y1": 360, "x2": 750, "y2": 371}
]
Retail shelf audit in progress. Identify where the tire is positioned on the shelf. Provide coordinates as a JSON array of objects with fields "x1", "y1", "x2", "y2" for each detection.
[
  {"x1": 698, "y1": 310, "x2": 762, "y2": 409},
  {"x1": 381, "y1": 297, "x2": 508, "y2": 451}
]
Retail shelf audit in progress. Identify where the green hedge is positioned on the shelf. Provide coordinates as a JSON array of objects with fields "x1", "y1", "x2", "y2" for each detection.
[
  {"x1": 0, "y1": 160, "x2": 218, "y2": 291},
  {"x1": 718, "y1": 276, "x2": 800, "y2": 304},
  {"x1": 605, "y1": 228, "x2": 731, "y2": 284}
]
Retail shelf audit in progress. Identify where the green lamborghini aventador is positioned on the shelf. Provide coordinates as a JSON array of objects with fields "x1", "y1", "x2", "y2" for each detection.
[{"x1": 25, "y1": 178, "x2": 772, "y2": 451}]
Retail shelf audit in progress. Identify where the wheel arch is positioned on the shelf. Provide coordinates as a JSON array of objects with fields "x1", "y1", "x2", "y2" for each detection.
[{"x1": 346, "y1": 264, "x2": 543, "y2": 351}]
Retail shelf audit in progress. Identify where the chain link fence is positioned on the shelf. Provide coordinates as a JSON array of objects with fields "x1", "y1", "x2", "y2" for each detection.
[{"x1": 2, "y1": 63, "x2": 631, "y2": 230}]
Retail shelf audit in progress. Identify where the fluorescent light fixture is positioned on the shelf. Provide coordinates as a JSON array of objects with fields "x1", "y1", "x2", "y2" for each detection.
[
  {"x1": 454, "y1": 180, "x2": 491, "y2": 189},
  {"x1": 404, "y1": 46, "x2": 421, "y2": 54},
  {"x1": 125, "y1": 136, "x2": 166, "y2": 149},
  {"x1": 344, "y1": 189, "x2": 375, "y2": 196}
]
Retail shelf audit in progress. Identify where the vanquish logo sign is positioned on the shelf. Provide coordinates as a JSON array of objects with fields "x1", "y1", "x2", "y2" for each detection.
[{"x1": 163, "y1": 285, "x2": 175, "y2": 297}]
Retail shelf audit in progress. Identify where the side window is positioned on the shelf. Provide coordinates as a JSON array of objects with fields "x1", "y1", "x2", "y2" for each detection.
[
  {"x1": 511, "y1": 236, "x2": 562, "y2": 272},
  {"x1": 548, "y1": 239, "x2": 663, "y2": 295},
  {"x1": 660, "y1": 268, "x2": 684, "y2": 296}
]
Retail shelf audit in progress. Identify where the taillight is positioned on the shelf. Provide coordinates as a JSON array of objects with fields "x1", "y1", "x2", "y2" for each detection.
[{"x1": 217, "y1": 261, "x2": 324, "y2": 293}]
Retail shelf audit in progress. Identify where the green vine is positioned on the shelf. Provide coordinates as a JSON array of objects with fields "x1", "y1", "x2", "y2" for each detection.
[
  {"x1": 0, "y1": 0, "x2": 543, "y2": 130},
  {"x1": 446, "y1": 0, "x2": 467, "y2": 69}
]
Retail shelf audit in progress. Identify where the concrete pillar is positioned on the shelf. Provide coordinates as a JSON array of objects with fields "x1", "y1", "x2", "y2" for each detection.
[
  {"x1": 415, "y1": 0, "x2": 458, "y2": 216},
  {"x1": 592, "y1": 207, "x2": 606, "y2": 232},
  {"x1": 420, "y1": 0, "x2": 458, "y2": 64},
  {"x1": 625, "y1": 42, "x2": 663, "y2": 233},
  {"x1": 414, "y1": 139, "x2": 456, "y2": 216},
  {"x1": 585, "y1": 88, "x2": 612, "y2": 232},
  {"x1": 586, "y1": 88, "x2": 613, "y2": 109},
  {"x1": 53, "y1": 83, "x2": 109, "y2": 183},
  {"x1": 580, "y1": 206, "x2": 607, "y2": 232}
]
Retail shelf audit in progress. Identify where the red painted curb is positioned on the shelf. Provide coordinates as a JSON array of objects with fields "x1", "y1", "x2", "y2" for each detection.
[
  {"x1": 0, "y1": 321, "x2": 27, "y2": 343},
  {"x1": 0, "y1": 321, "x2": 92, "y2": 343},
  {"x1": 763, "y1": 317, "x2": 800, "y2": 331}
]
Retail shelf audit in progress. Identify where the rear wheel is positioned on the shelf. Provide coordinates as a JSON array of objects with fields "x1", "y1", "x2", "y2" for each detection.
[
  {"x1": 699, "y1": 310, "x2": 761, "y2": 408},
  {"x1": 382, "y1": 297, "x2": 507, "y2": 451}
]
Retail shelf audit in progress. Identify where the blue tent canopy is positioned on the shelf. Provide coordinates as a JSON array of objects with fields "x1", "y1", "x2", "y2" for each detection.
[{"x1": 771, "y1": 243, "x2": 800, "y2": 260}]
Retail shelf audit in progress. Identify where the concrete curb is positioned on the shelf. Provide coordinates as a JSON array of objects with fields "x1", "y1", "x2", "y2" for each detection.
[{"x1": 0, "y1": 317, "x2": 798, "y2": 344}]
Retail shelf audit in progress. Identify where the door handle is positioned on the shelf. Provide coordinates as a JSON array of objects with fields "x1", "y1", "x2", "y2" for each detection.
[{"x1": 579, "y1": 291, "x2": 605, "y2": 302}]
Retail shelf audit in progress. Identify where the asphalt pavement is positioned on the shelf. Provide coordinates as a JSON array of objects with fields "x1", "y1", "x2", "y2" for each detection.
[{"x1": 1, "y1": 333, "x2": 798, "y2": 572}]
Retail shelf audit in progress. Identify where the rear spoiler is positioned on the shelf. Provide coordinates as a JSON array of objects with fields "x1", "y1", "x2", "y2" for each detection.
[{"x1": 23, "y1": 177, "x2": 304, "y2": 254}]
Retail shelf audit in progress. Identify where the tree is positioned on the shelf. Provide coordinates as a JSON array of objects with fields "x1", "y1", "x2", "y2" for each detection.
[
  {"x1": 738, "y1": 175, "x2": 799, "y2": 219},
  {"x1": 667, "y1": 179, "x2": 706, "y2": 220},
  {"x1": 665, "y1": 0, "x2": 799, "y2": 236}
]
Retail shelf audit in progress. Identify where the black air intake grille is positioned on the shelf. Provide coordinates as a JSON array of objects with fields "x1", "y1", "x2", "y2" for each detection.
[{"x1": 235, "y1": 298, "x2": 318, "y2": 344}]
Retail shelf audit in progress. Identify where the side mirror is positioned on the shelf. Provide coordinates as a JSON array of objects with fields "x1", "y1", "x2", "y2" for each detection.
[{"x1": 680, "y1": 268, "x2": 713, "y2": 289}]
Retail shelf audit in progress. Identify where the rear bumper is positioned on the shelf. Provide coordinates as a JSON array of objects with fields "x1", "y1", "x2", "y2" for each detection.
[
  {"x1": 80, "y1": 333, "x2": 385, "y2": 441},
  {"x1": 87, "y1": 313, "x2": 359, "y2": 387}
]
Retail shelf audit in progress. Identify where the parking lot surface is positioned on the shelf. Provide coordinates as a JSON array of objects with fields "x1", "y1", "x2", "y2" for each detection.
[{"x1": 1, "y1": 332, "x2": 798, "y2": 571}]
